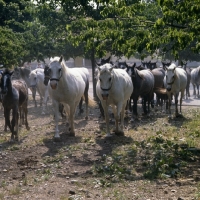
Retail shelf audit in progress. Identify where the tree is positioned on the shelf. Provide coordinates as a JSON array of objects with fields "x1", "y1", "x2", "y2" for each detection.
[
  {"x1": 0, "y1": 0, "x2": 35, "y2": 67},
  {"x1": 151, "y1": 0, "x2": 200, "y2": 59}
]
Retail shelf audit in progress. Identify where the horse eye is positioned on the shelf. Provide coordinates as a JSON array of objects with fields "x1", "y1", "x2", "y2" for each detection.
[
  {"x1": 109, "y1": 78, "x2": 111, "y2": 81},
  {"x1": 59, "y1": 68, "x2": 61, "y2": 72}
]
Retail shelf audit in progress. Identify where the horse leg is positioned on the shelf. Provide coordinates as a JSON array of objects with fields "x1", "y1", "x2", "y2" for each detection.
[
  {"x1": 101, "y1": 101, "x2": 111, "y2": 137},
  {"x1": 174, "y1": 93, "x2": 179, "y2": 117},
  {"x1": 11, "y1": 107, "x2": 19, "y2": 141},
  {"x1": 132, "y1": 97, "x2": 138, "y2": 117},
  {"x1": 68, "y1": 102, "x2": 78, "y2": 136},
  {"x1": 31, "y1": 87, "x2": 37, "y2": 107},
  {"x1": 143, "y1": 97, "x2": 148, "y2": 115},
  {"x1": 4, "y1": 109, "x2": 11, "y2": 133},
  {"x1": 84, "y1": 79, "x2": 89, "y2": 119},
  {"x1": 179, "y1": 90, "x2": 184, "y2": 115},
  {"x1": 197, "y1": 85, "x2": 200, "y2": 98},
  {"x1": 19, "y1": 107, "x2": 22, "y2": 127},
  {"x1": 167, "y1": 93, "x2": 172, "y2": 118},
  {"x1": 129, "y1": 97, "x2": 132, "y2": 112},
  {"x1": 78, "y1": 98, "x2": 84, "y2": 115},
  {"x1": 23, "y1": 100, "x2": 30, "y2": 130},
  {"x1": 42, "y1": 89, "x2": 49, "y2": 114},
  {"x1": 111, "y1": 105, "x2": 118, "y2": 133},
  {"x1": 63, "y1": 103, "x2": 70, "y2": 128},
  {"x1": 59, "y1": 103, "x2": 66, "y2": 119},
  {"x1": 188, "y1": 85, "x2": 190, "y2": 97},
  {"x1": 52, "y1": 100, "x2": 60, "y2": 140},
  {"x1": 117, "y1": 102, "x2": 126, "y2": 136},
  {"x1": 192, "y1": 84, "x2": 196, "y2": 97},
  {"x1": 99, "y1": 101, "x2": 105, "y2": 118}
]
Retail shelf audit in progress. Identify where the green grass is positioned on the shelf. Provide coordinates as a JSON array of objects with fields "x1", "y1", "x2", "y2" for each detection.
[
  {"x1": 0, "y1": 193, "x2": 4, "y2": 200},
  {"x1": 93, "y1": 108, "x2": 200, "y2": 181},
  {"x1": 10, "y1": 186, "x2": 21, "y2": 195}
]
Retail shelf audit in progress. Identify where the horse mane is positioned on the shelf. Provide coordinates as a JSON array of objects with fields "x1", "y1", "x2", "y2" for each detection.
[
  {"x1": 99, "y1": 64, "x2": 114, "y2": 75},
  {"x1": 168, "y1": 63, "x2": 176, "y2": 69},
  {"x1": 135, "y1": 67, "x2": 144, "y2": 80},
  {"x1": 20, "y1": 67, "x2": 30, "y2": 76},
  {"x1": 3, "y1": 68, "x2": 11, "y2": 75}
]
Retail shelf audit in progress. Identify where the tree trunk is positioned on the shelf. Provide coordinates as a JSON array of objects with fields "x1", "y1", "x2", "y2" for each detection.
[{"x1": 90, "y1": 48, "x2": 98, "y2": 100}]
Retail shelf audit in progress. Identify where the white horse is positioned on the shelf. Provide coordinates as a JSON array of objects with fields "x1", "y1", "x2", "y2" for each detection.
[
  {"x1": 96, "y1": 63, "x2": 133, "y2": 137},
  {"x1": 164, "y1": 63, "x2": 187, "y2": 117},
  {"x1": 29, "y1": 68, "x2": 49, "y2": 114},
  {"x1": 49, "y1": 57, "x2": 91, "y2": 118},
  {"x1": 191, "y1": 66, "x2": 200, "y2": 98},
  {"x1": 48, "y1": 56, "x2": 95, "y2": 140}
]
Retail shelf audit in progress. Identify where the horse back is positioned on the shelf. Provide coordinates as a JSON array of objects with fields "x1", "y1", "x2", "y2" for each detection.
[
  {"x1": 12, "y1": 80, "x2": 28, "y2": 106},
  {"x1": 191, "y1": 66, "x2": 200, "y2": 84},
  {"x1": 71, "y1": 67, "x2": 90, "y2": 83},
  {"x1": 133, "y1": 69, "x2": 154, "y2": 95}
]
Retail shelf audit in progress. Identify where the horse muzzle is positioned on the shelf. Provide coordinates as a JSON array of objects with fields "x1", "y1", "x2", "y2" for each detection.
[
  {"x1": 1, "y1": 89, "x2": 7, "y2": 95},
  {"x1": 166, "y1": 86, "x2": 171, "y2": 91},
  {"x1": 50, "y1": 80, "x2": 57, "y2": 90},
  {"x1": 101, "y1": 93, "x2": 109, "y2": 100},
  {"x1": 43, "y1": 79, "x2": 49, "y2": 86}
]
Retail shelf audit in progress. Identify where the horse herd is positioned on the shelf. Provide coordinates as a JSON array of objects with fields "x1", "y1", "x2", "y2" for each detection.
[{"x1": 0, "y1": 56, "x2": 200, "y2": 141}]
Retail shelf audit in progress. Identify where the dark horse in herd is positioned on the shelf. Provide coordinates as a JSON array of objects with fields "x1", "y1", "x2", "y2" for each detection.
[{"x1": 0, "y1": 69, "x2": 30, "y2": 141}]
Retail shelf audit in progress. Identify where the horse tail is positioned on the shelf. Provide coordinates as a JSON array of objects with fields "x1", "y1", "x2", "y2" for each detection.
[
  {"x1": 154, "y1": 87, "x2": 167, "y2": 94},
  {"x1": 88, "y1": 95, "x2": 97, "y2": 108},
  {"x1": 81, "y1": 95, "x2": 96, "y2": 107}
]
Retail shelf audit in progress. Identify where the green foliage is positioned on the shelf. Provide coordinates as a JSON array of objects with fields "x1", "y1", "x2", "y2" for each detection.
[{"x1": 1, "y1": 0, "x2": 200, "y2": 65}]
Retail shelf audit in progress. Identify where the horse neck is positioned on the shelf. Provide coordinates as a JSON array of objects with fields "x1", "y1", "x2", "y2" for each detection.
[
  {"x1": 5, "y1": 79, "x2": 14, "y2": 95},
  {"x1": 60, "y1": 63, "x2": 69, "y2": 80}
]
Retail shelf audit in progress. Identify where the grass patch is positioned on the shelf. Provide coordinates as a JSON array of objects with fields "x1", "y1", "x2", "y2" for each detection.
[
  {"x1": 10, "y1": 186, "x2": 21, "y2": 195},
  {"x1": 93, "y1": 108, "x2": 200, "y2": 181},
  {"x1": 0, "y1": 180, "x2": 6, "y2": 188},
  {"x1": 0, "y1": 193, "x2": 4, "y2": 200}
]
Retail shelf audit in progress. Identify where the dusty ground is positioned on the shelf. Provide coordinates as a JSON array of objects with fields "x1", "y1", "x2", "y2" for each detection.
[{"x1": 0, "y1": 97, "x2": 200, "y2": 200}]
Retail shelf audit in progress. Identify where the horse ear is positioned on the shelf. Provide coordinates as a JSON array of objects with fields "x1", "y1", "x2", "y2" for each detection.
[
  {"x1": 109, "y1": 66, "x2": 114, "y2": 72},
  {"x1": 59, "y1": 56, "x2": 63, "y2": 63},
  {"x1": 173, "y1": 66, "x2": 176, "y2": 71},
  {"x1": 163, "y1": 65, "x2": 168, "y2": 71},
  {"x1": 96, "y1": 61, "x2": 101, "y2": 66}
]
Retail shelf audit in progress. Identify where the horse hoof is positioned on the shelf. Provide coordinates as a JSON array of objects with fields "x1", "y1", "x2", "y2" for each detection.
[
  {"x1": 26, "y1": 126, "x2": 30, "y2": 131},
  {"x1": 115, "y1": 131, "x2": 124, "y2": 136},
  {"x1": 85, "y1": 116, "x2": 88, "y2": 120},
  {"x1": 53, "y1": 137, "x2": 61, "y2": 142},
  {"x1": 69, "y1": 132, "x2": 75, "y2": 137},
  {"x1": 105, "y1": 133, "x2": 113, "y2": 138}
]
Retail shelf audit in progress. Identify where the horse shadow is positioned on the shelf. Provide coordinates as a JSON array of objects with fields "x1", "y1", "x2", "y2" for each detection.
[
  {"x1": 167, "y1": 114, "x2": 191, "y2": 128},
  {"x1": 42, "y1": 131, "x2": 82, "y2": 158}
]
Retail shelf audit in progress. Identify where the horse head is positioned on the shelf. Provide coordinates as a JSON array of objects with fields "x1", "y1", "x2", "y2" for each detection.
[
  {"x1": 98, "y1": 63, "x2": 114, "y2": 100},
  {"x1": 165, "y1": 63, "x2": 177, "y2": 91},
  {"x1": 162, "y1": 61, "x2": 171, "y2": 71},
  {"x1": 49, "y1": 56, "x2": 63, "y2": 90},
  {"x1": 1, "y1": 69, "x2": 13, "y2": 95},
  {"x1": 126, "y1": 62, "x2": 136, "y2": 76},
  {"x1": 96, "y1": 56, "x2": 112, "y2": 66},
  {"x1": 13, "y1": 67, "x2": 21, "y2": 79},
  {"x1": 44, "y1": 64, "x2": 50, "y2": 86}
]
